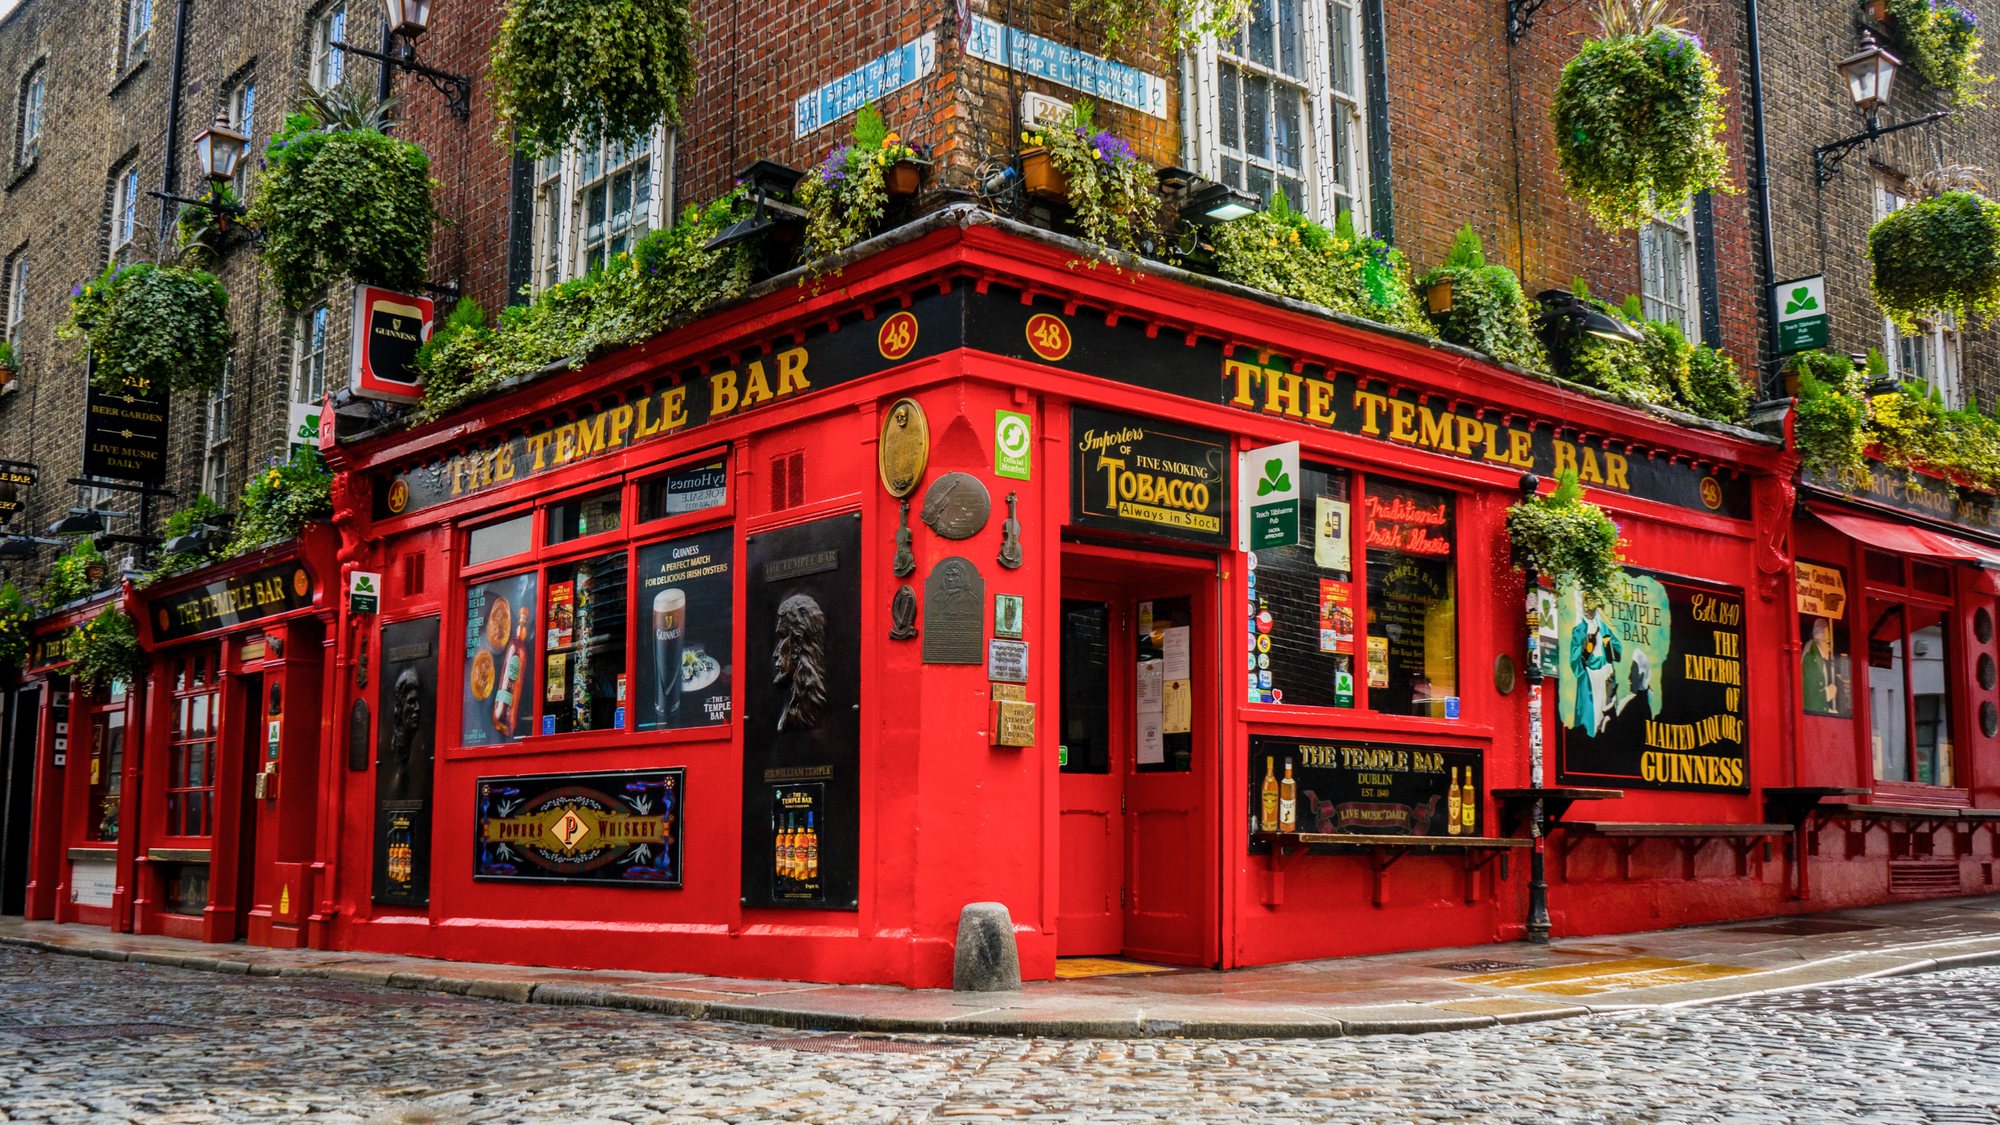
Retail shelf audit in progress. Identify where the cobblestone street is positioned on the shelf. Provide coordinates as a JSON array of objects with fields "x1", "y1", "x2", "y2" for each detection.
[{"x1": 0, "y1": 945, "x2": 1995, "y2": 1124}]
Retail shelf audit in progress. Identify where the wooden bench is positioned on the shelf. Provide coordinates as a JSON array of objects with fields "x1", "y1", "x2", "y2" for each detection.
[
  {"x1": 1491, "y1": 787, "x2": 1624, "y2": 836},
  {"x1": 1760, "y1": 788, "x2": 1870, "y2": 899},
  {"x1": 1554, "y1": 822, "x2": 1792, "y2": 881},
  {"x1": 1255, "y1": 831, "x2": 1532, "y2": 907}
]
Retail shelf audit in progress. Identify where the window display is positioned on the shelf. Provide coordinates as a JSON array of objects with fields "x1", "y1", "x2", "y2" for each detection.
[
  {"x1": 633, "y1": 531, "x2": 734, "y2": 730},
  {"x1": 1364, "y1": 478, "x2": 1457, "y2": 717},
  {"x1": 462, "y1": 572, "x2": 539, "y2": 746},
  {"x1": 542, "y1": 552, "x2": 627, "y2": 734},
  {"x1": 1249, "y1": 463, "x2": 1354, "y2": 708}
]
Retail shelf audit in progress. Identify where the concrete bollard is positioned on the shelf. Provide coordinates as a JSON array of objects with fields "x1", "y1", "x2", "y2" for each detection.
[{"x1": 951, "y1": 902, "x2": 1022, "y2": 992}]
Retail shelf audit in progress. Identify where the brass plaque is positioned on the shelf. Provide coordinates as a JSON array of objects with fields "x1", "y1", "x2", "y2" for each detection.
[
  {"x1": 990, "y1": 683, "x2": 1027, "y2": 702},
  {"x1": 878, "y1": 398, "x2": 930, "y2": 498},
  {"x1": 922, "y1": 556, "x2": 985, "y2": 664},
  {"x1": 920, "y1": 472, "x2": 990, "y2": 540},
  {"x1": 990, "y1": 700, "x2": 1036, "y2": 747}
]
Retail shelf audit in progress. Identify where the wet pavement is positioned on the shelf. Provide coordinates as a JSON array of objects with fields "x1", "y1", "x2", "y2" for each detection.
[{"x1": 0, "y1": 941, "x2": 1996, "y2": 1123}]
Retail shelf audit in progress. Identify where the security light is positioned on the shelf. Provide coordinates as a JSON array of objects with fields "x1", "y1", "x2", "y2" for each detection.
[
  {"x1": 1536, "y1": 289, "x2": 1645, "y2": 347},
  {"x1": 1184, "y1": 181, "x2": 1261, "y2": 224},
  {"x1": 49, "y1": 509, "x2": 104, "y2": 536}
]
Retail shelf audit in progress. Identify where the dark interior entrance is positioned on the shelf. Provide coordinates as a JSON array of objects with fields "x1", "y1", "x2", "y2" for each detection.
[
  {"x1": 0, "y1": 686, "x2": 39, "y2": 915},
  {"x1": 232, "y1": 673, "x2": 262, "y2": 940}
]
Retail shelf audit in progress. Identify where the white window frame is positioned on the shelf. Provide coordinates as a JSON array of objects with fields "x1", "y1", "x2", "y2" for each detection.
[
  {"x1": 1186, "y1": 0, "x2": 1368, "y2": 228},
  {"x1": 111, "y1": 165, "x2": 140, "y2": 256},
  {"x1": 5, "y1": 254, "x2": 24, "y2": 356},
  {"x1": 18, "y1": 66, "x2": 43, "y2": 166},
  {"x1": 290, "y1": 302, "x2": 329, "y2": 456},
  {"x1": 530, "y1": 126, "x2": 671, "y2": 293},
  {"x1": 311, "y1": 2, "x2": 347, "y2": 93},
  {"x1": 229, "y1": 78, "x2": 256, "y2": 199},
  {"x1": 126, "y1": 0, "x2": 153, "y2": 63},
  {"x1": 1639, "y1": 205, "x2": 1698, "y2": 337},
  {"x1": 202, "y1": 358, "x2": 232, "y2": 502}
]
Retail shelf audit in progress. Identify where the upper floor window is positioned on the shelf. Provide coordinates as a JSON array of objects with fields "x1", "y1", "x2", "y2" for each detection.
[
  {"x1": 110, "y1": 164, "x2": 141, "y2": 257},
  {"x1": 202, "y1": 358, "x2": 232, "y2": 502},
  {"x1": 229, "y1": 78, "x2": 256, "y2": 198},
  {"x1": 290, "y1": 302, "x2": 328, "y2": 457},
  {"x1": 125, "y1": 0, "x2": 153, "y2": 64},
  {"x1": 1189, "y1": 0, "x2": 1368, "y2": 226},
  {"x1": 311, "y1": 2, "x2": 347, "y2": 93},
  {"x1": 1639, "y1": 205, "x2": 1697, "y2": 337},
  {"x1": 530, "y1": 129, "x2": 669, "y2": 292},
  {"x1": 4, "y1": 253, "x2": 24, "y2": 356},
  {"x1": 17, "y1": 65, "x2": 43, "y2": 165}
]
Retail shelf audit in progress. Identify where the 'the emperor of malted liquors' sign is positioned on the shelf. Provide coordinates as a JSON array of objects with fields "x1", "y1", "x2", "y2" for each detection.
[
  {"x1": 1071, "y1": 406, "x2": 1229, "y2": 546},
  {"x1": 350, "y1": 286, "x2": 435, "y2": 404}
]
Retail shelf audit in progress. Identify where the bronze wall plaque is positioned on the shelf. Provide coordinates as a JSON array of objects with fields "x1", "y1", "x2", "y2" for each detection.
[
  {"x1": 990, "y1": 682, "x2": 1027, "y2": 702},
  {"x1": 997, "y1": 490, "x2": 1023, "y2": 569},
  {"x1": 892, "y1": 499, "x2": 915, "y2": 578},
  {"x1": 878, "y1": 398, "x2": 930, "y2": 498},
  {"x1": 990, "y1": 700, "x2": 1036, "y2": 747},
  {"x1": 920, "y1": 472, "x2": 990, "y2": 540},
  {"x1": 889, "y1": 584, "x2": 918, "y2": 640},
  {"x1": 922, "y1": 556, "x2": 985, "y2": 664}
]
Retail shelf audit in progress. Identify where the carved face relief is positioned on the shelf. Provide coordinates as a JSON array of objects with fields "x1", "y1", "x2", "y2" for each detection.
[
  {"x1": 390, "y1": 667, "x2": 423, "y2": 764},
  {"x1": 773, "y1": 593, "x2": 828, "y2": 732}
]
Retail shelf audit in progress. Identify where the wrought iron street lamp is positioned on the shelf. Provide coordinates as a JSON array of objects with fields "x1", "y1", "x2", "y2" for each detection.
[
  {"x1": 193, "y1": 108, "x2": 250, "y2": 184},
  {"x1": 1814, "y1": 30, "x2": 1950, "y2": 185},
  {"x1": 333, "y1": 0, "x2": 472, "y2": 121},
  {"x1": 382, "y1": 0, "x2": 433, "y2": 36}
]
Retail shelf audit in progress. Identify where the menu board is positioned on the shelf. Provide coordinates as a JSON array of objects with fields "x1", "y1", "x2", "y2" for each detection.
[
  {"x1": 1070, "y1": 406, "x2": 1229, "y2": 546},
  {"x1": 633, "y1": 532, "x2": 735, "y2": 731},
  {"x1": 462, "y1": 572, "x2": 539, "y2": 747},
  {"x1": 1247, "y1": 735, "x2": 1483, "y2": 848},
  {"x1": 1557, "y1": 566, "x2": 1749, "y2": 792}
]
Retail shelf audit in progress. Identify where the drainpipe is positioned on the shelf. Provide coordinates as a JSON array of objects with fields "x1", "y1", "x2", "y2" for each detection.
[
  {"x1": 156, "y1": 0, "x2": 195, "y2": 238},
  {"x1": 1746, "y1": 0, "x2": 1781, "y2": 396}
]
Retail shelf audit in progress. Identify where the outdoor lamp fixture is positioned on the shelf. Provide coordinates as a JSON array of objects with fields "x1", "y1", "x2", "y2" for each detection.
[
  {"x1": 0, "y1": 534, "x2": 61, "y2": 559},
  {"x1": 1536, "y1": 289, "x2": 1645, "y2": 347},
  {"x1": 1814, "y1": 30, "x2": 1950, "y2": 184},
  {"x1": 331, "y1": 0, "x2": 471, "y2": 121},
  {"x1": 704, "y1": 161, "x2": 808, "y2": 252},
  {"x1": 194, "y1": 109, "x2": 250, "y2": 185},
  {"x1": 1183, "y1": 181, "x2": 1261, "y2": 225},
  {"x1": 163, "y1": 523, "x2": 224, "y2": 556},
  {"x1": 48, "y1": 509, "x2": 105, "y2": 536}
]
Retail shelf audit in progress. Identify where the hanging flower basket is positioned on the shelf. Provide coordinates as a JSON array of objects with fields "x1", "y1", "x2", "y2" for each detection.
[
  {"x1": 1868, "y1": 188, "x2": 2000, "y2": 330},
  {"x1": 1885, "y1": 0, "x2": 1990, "y2": 104},
  {"x1": 795, "y1": 104, "x2": 923, "y2": 264},
  {"x1": 1020, "y1": 101, "x2": 1160, "y2": 253},
  {"x1": 1020, "y1": 147, "x2": 1068, "y2": 202},
  {"x1": 1506, "y1": 469, "x2": 1623, "y2": 599},
  {"x1": 68, "y1": 609, "x2": 145, "y2": 692},
  {"x1": 1426, "y1": 278, "x2": 1454, "y2": 314},
  {"x1": 490, "y1": 0, "x2": 699, "y2": 159},
  {"x1": 884, "y1": 159, "x2": 928, "y2": 202},
  {"x1": 60, "y1": 262, "x2": 235, "y2": 398}
]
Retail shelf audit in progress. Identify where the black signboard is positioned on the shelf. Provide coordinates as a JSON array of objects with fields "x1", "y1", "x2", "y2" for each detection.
[
  {"x1": 473, "y1": 767, "x2": 684, "y2": 887},
  {"x1": 1557, "y1": 567, "x2": 1748, "y2": 792},
  {"x1": 632, "y1": 532, "x2": 734, "y2": 731},
  {"x1": 0, "y1": 460, "x2": 34, "y2": 525},
  {"x1": 768, "y1": 782, "x2": 826, "y2": 905},
  {"x1": 1070, "y1": 406, "x2": 1230, "y2": 546},
  {"x1": 1804, "y1": 460, "x2": 2000, "y2": 540},
  {"x1": 461, "y1": 571, "x2": 538, "y2": 747},
  {"x1": 374, "y1": 615, "x2": 440, "y2": 906},
  {"x1": 1247, "y1": 735, "x2": 1483, "y2": 852},
  {"x1": 742, "y1": 514, "x2": 861, "y2": 910},
  {"x1": 148, "y1": 561, "x2": 315, "y2": 642},
  {"x1": 81, "y1": 372, "x2": 171, "y2": 483}
]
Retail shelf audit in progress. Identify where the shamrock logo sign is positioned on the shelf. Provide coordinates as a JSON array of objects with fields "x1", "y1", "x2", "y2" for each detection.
[
  {"x1": 1256, "y1": 458, "x2": 1291, "y2": 497},
  {"x1": 1784, "y1": 286, "x2": 1818, "y2": 315}
]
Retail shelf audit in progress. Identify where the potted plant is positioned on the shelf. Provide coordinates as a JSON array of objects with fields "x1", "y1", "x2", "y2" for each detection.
[
  {"x1": 0, "y1": 340, "x2": 16, "y2": 387},
  {"x1": 490, "y1": 0, "x2": 698, "y2": 160},
  {"x1": 1885, "y1": 0, "x2": 1991, "y2": 103},
  {"x1": 1869, "y1": 168, "x2": 2000, "y2": 329},
  {"x1": 796, "y1": 104, "x2": 924, "y2": 262},
  {"x1": 1206, "y1": 196, "x2": 1435, "y2": 338},
  {"x1": 42, "y1": 539, "x2": 106, "y2": 605},
  {"x1": 60, "y1": 261, "x2": 234, "y2": 397},
  {"x1": 1506, "y1": 468, "x2": 1623, "y2": 598},
  {"x1": 67, "y1": 608, "x2": 144, "y2": 692},
  {"x1": 230, "y1": 446, "x2": 335, "y2": 555},
  {"x1": 1416, "y1": 225, "x2": 1546, "y2": 370},
  {"x1": 0, "y1": 582, "x2": 29, "y2": 673},
  {"x1": 1550, "y1": 0, "x2": 1732, "y2": 230},
  {"x1": 1020, "y1": 100, "x2": 1160, "y2": 253}
]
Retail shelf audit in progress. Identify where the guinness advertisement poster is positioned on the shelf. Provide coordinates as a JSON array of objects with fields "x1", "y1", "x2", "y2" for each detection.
[
  {"x1": 349, "y1": 286, "x2": 435, "y2": 404},
  {"x1": 375, "y1": 616, "x2": 440, "y2": 906},
  {"x1": 741, "y1": 515, "x2": 861, "y2": 910},
  {"x1": 473, "y1": 768, "x2": 684, "y2": 888},
  {"x1": 1070, "y1": 406, "x2": 1229, "y2": 546},
  {"x1": 633, "y1": 532, "x2": 734, "y2": 731},
  {"x1": 463, "y1": 572, "x2": 539, "y2": 747},
  {"x1": 1247, "y1": 735, "x2": 1483, "y2": 851},
  {"x1": 148, "y1": 561, "x2": 315, "y2": 642},
  {"x1": 82, "y1": 366, "x2": 171, "y2": 483},
  {"x1": 1557, "y1": 567, "x2": 1749, "y2": 792}
]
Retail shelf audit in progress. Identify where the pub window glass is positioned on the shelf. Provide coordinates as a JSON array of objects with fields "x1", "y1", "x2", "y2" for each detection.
[
  {"x1": 548, "y1": 487, "x2": 622, "y2": 545},
  {"x1": 639, "y1": 458, "x2": 728, "y2": 522},
  {"x1": 542, "y1": 551, "x2": 629, "y2": 734},
  {"x1": 1866, "y1": 597, "x2": 1954, "y2": 786},
  {"x1": 1137, "y1": 596, "x2": 1196, "y2": 772},
  {"x1": 466, "y1": 514, "x2": 533, "y2": 565},
  {"x1": 1059, "y1": 599, "x2": 1112, "y2": 773},
  {"x1": 1363, "y1": 477, "x2": 1458, "y2": 717},
  {"x1": 1250, "y1": 463, "x2": 1356, "y2": 708}
]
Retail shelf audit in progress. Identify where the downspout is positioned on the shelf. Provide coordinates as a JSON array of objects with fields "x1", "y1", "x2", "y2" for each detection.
[
  {"x1": 1746, "y1": 0, "x2": 1780, "y2": 394},
  {"x1": 156, "y1": 0, "x2": 195, "y2": 237}
]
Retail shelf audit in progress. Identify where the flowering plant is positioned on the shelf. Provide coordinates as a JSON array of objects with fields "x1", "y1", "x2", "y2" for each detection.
[
  {"x1": 0, "y1": 582, "x2": 30, "y2": 671},
  {"x1": 1869, "y1": 188, "x2": 2000, "y2": 330},
  {"x1": 1887, "y1": 0, "x2": 1991, "y2": 104},
  {"x1": 42, "y1": 539, "x2": 106, "y2": 606},
  {"x1": 1024, "y1": 100, "x2": 1159, "y2": 253},
  {"x1": 1507, "y1": 468, "x2": 1623, "y2": 599},
  {"x1": 490, "y1": 0, "x2": 697, "y2": 159},
  {"x1": 68, "y1": 609, "x2": 144, "y2": 692},
  {"x1": 60, "y1": 261, "x2": 234, "y2": 397},
  {"x1": 1207, "y1": 194, "x2": 1434, "y2": 336},
  {"x1": 796, "y1": 104, "x2": 921, "y2": 263},
  {"x1": 229, "y1": 447, "x2": 333, "y2": 555}
]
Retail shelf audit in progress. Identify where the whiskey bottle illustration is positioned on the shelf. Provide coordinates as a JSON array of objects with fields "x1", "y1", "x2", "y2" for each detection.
[
  {"x1": 804, "y1": 812, "x2": 819, "y2": 882},
  {"x1": 1447, "y1": 768, "x2": 1463, "y2": 836},
  {"x1": 1260, "y1": 757, "x2": 1280, "y2": 833},
  {"x1": 1278, "y1": 759, "x2": 1297, "y2": 833},
  {"x1": 1461, "y1": 768, "x2": 1476, "y2": 834}
]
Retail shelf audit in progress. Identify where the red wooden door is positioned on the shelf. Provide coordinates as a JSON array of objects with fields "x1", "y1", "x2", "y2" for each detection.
[{"x1": 1120, "y1": 574, "x2": 1210, "y2": 966}]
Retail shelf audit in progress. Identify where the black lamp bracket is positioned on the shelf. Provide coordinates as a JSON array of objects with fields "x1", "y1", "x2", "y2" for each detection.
[
  {"x1": 146, "y1": 187, "x2": 247, "y2": 217},
  {"x1": 1507, "y1": 0, "x2": 1555, "y2": 45},
  {"x1": 1813, "y1": 109, "x2": 1951, "y2": 185},
  {"x1": 332, "y1": 36, "x2": 472, "y2": 121}
]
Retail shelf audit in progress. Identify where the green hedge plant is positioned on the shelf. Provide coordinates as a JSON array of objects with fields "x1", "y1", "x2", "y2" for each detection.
[
  {"x1": 1551, "y1": 0, "x2": 1731, "y2": 230},
  {"x1": 230, "y1": 447, "x2": 333, "y2": 555},
  {"x1": 1789, "y1": 350, "x2": 1870, "y2": 488},
  {"x1": 491, "y1": 0, "x2": 697, "y2": 159},
  {"x1": 1886, "y1": 0, "x2": 1991, "y2": 104},
  {"x1": 1024, "y1": 99, "x2": 1160, "y2": 254},
  {"x1": 60, "y1": 262, "x2": 233, "y2": 397},
  {"x1": 0, "y1": 582, "x2": 29, "y2": 672},
  {"x1": 1868, "y1": 184, "x2": 2000, "y2": 330},
  {"x1": 1417, "y1": 225, "x2": 1546, "y2": 370},
  {"x1": 248, "y1": 88, "x2": 440, "y2": 311},
  {"x1": 1507, "y1": 468, "x2": 1623, "y2": 599},
  {"x1": 1069, "y1": 0, "x2": 1250, "y2": 50},
  {"x1": 68, "y1": 609, "x2": 144, "y2": 691},
  {"x1": 1559, "y1": 286, "x2": 1747, "y2": 421},
  {"x1": 1208, "y1": 196, "x2": 1434, "y2": 337},
  {"x1": 796, "y1": 105, "x2": 921, "y2": 263}
]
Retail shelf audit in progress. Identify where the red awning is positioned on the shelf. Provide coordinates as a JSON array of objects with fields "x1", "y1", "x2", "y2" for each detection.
[{"x1": 1808, "y1": 503, "x2": 2000, "y2": 568}]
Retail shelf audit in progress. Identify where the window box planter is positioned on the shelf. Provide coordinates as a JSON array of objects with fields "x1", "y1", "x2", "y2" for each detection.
[{"x1": 1021, "y1": 148, "x2": 1068, "y2": 203}]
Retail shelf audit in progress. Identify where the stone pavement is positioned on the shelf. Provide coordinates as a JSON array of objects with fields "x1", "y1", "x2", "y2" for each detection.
[
  {"x1": 0, "y1": 943, "x2": 1996, "y2": 1123},
  {"x1": 4, "y1": 894, "x2": 2000, "y2": 1040}
]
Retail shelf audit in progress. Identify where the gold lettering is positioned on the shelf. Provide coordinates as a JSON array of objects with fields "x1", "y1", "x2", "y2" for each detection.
[
  {"x1": 1605, "y1": 452, "x2": 1629, "y2": 491},
  {"x1": 1355, "y1": 390, "x2": 1388, "y2": 435},
  {"x1": 1419, "y1": 406, "x2": 1453, "y2": 451},
  {"x1": 1508, "y1": 429, "x2": 1534, "y2": 467},
  {"x1": 607, "y1": 404, "x2": 634, "y2": 448},
  {"x1": 775, "y1": 347, "x2": 811, "y2": 395},
  {"x1": 710, "y1": 370, "x2": 740, "y2": 416},
  {"x1": 1388, "y1": 400, "x2": 1418, "y2": 444},
  {"x1": 662, "y1": 387, "x2": 689, "y2": 430},
  {"x1": 574, "y1": 413, "x2": 608, "y2": 458},
  {"x1": 526, "y1": 434, "x2": 552, "y2": 472},
  {"x1": 742, "y1": 359, "x2": 774, "y2": 406},
  {"x1": 1228, "y1": 360, "x2": 1260, "y2": 407},
  {"x1": 1263, "y1": 371, "x2": 1305, "y2": 418},
  {"x1": 1306, "y1": 378, "x2": 1337, "y2": 425}
]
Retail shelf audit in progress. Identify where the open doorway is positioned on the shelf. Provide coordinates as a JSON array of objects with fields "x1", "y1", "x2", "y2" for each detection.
[{"x1": 0, "y1": 686, "x2": 39, "y2": 915}]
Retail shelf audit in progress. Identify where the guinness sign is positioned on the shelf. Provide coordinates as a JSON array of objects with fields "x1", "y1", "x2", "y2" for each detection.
[{"x1": 349, "y1": 285, "x2": 435, "y2": 404}]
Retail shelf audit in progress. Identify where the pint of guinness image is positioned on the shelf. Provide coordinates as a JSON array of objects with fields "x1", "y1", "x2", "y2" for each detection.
[{"x1": 653, "y1": 588, "x2": 687, "y2": 721}]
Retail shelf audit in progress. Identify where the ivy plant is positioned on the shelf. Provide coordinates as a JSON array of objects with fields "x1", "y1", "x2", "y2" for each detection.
[
  {"x1": 1416, "y1": 225, "x2": 1546, "y2": 370},
  {"x1": 1790, "y1": 351, "x2": 1874, "y2": 489},
  {"x1": 1208, "y1": 196, "x2": 1435, "y2": 337},
  {"x1": 1550, "y1": 0, "x2": 1732, "y2": 230},
  {"x1": 248, "y1": 89, "x2": 440, "y2": 311},
  {"x1": 0, "y1": 582, "x2": 29, "y2": 672},
  {"x1": 1868, "y1": 188, "x2": 2000, "y2": 330},
  {"x1": 230, "y1": 447, "x2": 333, "y2": 556},
  {"x1": 1024, "y1": 99, "x2": 1160, "y2": 254},
  {"x1": 68, "y1": 609, "x2": 144, "y2": 692},
  {"x1": 1559, "y1": 286, "x2": 1748, "y2": 421},
  {"x1": 41, "y1": 538, "x2": 106, "y2": 606},
  {"x1": 1506, "y1": 468, "x2": 1624, "y2": 599},
  {"x1": 419, "y1": 190, "x2": 759, "y2": 421},
  {"x1": 1069, "y1": 0, "x2": 1250, "y2": 51},
  {"x1": 1886, "y1": 0, "x2": 1991, "y2": 104},
  {"x1": 796, "y1": 105, "x2": 920, "y2": 263},
  {"x1": 60, "y1": 262, "x2": 234, "y2": 398},
  {"x1": 490, "y1": 0, "x2": 698, "y2": 159}
]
